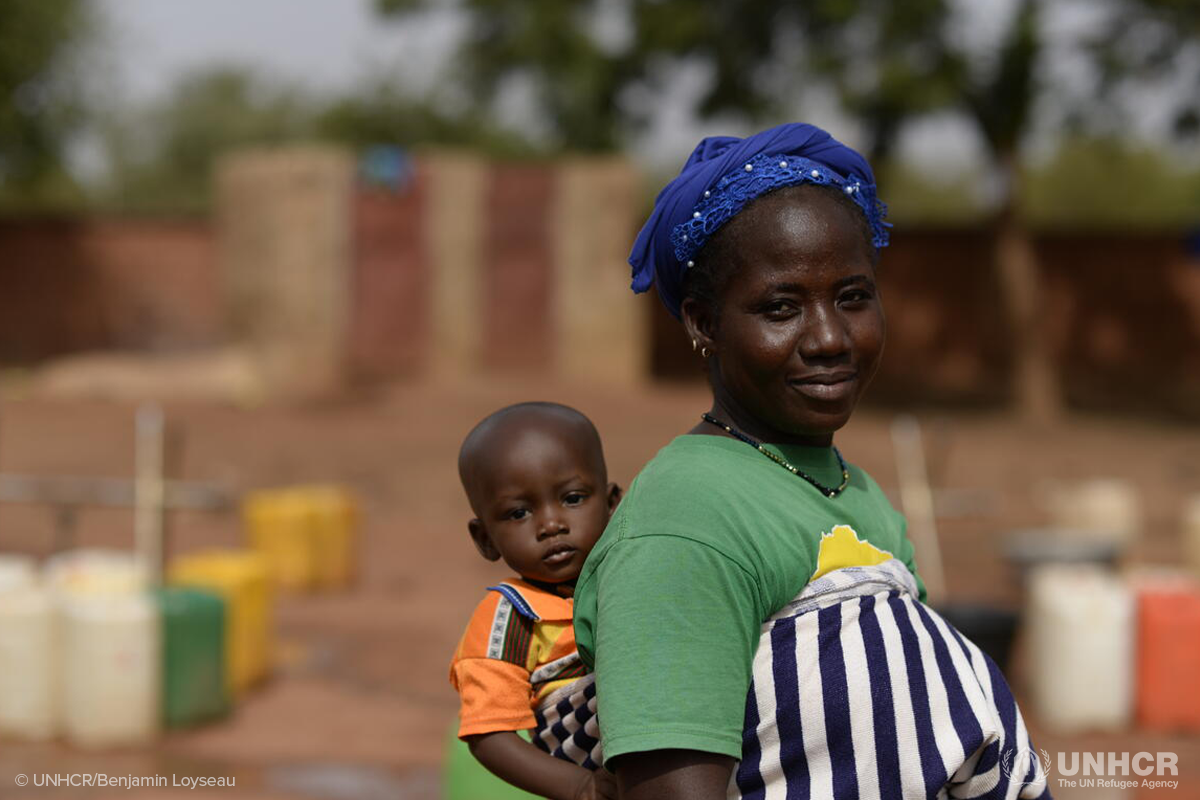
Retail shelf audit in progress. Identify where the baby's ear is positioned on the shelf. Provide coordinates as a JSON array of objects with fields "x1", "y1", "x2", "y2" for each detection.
[
  {"x1": 606, "y1": 482, "x2": 623, "y2": 514},
  {"x1": 468, "y1": 519, "x2": 501, "y2": 561}
]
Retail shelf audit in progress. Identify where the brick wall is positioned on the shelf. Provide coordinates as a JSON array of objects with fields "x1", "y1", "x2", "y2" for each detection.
[
  {"x1": 1040, "y1": 233, "x2": 1200, "y2": 418},
  {"x1": 480, "y1": 164, "x2": 557, "y2": 371},
  {"x1": 0, "y1": 217, "x2": 217, "y2": 364},
  {"x1": 1, "y1": 178, "x2": 1196, "y2": 418},
  {"x1": 349, "y1": 176, "x2": 429, "y2": 380}
]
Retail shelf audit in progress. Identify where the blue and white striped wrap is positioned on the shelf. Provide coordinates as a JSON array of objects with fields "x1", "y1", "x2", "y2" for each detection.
[{"x1": 732, "y1": 560, "x2": 1052, "y2": 799}]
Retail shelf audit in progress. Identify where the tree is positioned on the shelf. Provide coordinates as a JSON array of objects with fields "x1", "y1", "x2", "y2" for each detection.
[
  {"x1": 377, "y1": 0, "x2": 645, "y2": 151},
  {"x1": 0, "y1": 0, "x2": 94, "y2": 207},
  {"x1": 952, "y1": 0, "x2": 1056, "y2": 422},
  {"x1": 1088, "y1": 0, "x2": 1200, "y2": 139},
  {"x1": 373, "y1": 0, "x2": 961, "y2": 160}
]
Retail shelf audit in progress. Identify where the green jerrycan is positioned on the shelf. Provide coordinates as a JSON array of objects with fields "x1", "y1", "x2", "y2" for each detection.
[{"x1": 158, "y1": 587, "x2": 229, "y2": 727}]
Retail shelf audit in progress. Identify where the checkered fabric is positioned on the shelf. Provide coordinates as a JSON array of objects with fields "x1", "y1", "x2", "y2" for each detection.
[{"x1": 532, "y1": 673, "x2": 604, "y2": 771}]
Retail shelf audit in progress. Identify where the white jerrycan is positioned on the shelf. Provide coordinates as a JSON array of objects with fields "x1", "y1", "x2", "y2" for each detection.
[
  {"x1": 1026, "y1": 563, "x2": 1132, "y2": 732},
  {"x1": 47, "y1": 549, "x2": 159, "y2": 748},
  {"x1": 0, "y1": 554, "x2": 58, "y2": 741}
]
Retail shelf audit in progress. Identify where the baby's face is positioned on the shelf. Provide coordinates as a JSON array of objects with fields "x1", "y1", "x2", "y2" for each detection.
[{"x1": 469, "y1": 427, "x2": 614, "y2": 584}]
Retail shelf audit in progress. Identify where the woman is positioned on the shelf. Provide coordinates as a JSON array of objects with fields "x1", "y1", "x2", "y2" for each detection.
[{"x1": 572, "y1": 123, "x2": 1050, "y2": 800}]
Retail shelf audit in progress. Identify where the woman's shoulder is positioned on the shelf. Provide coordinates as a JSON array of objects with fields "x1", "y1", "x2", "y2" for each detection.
[
  {"x1": 603, "y1": 435, "x2": 772, "y2": 552},
  {"x1": 635, "y1": 433, "x2": 763, "y2": 482},
  {"x1": 620, "y1": 435, "x2": 761, "y2": 508}
]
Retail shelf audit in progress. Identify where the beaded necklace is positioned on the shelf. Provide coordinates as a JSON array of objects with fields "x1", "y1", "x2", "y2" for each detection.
[{"x1": 700, "y1": 413, "x2": 850, "y2": 498}]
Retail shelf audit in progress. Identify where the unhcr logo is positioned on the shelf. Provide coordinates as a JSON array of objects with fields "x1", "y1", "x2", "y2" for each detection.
[{"x1": 1027, "y1": 750, "x2": 1182, "y2": 791}]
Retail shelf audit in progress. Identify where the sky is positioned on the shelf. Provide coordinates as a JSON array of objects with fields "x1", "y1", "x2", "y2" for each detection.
[{"x1": 97, "y1": 0, "x2": 457, "y2": 103}]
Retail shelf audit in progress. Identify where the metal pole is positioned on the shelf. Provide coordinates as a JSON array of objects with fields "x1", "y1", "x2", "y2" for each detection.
[
  {"x1": 891, "y1": 414, "x2": 946, "y2": 604},
  {"x1": 134, "y1": 404, "x2": 166, "y2": 586}
]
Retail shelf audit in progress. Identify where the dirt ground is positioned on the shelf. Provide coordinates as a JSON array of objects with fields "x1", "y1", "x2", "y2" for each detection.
[{"x1": 1, "y1": 377, "x2": 1198, "y2": 800}]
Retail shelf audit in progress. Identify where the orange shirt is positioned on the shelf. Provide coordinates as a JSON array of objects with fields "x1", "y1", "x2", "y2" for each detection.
[{"x1": 449, "y1": 578, "x2": 587, "y2": 738}]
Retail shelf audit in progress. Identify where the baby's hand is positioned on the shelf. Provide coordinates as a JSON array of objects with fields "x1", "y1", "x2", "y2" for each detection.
[{"x1": 571, "y1": 768, "x2": 617, "y2": 800}]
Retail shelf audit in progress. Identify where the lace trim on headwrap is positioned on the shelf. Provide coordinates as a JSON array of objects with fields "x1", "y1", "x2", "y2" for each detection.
[{"x1": 669, "y1": 153, "x2": 890, "y2": 269}]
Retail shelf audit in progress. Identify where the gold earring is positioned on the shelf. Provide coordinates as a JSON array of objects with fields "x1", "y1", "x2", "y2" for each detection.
[
  {"x1": 691, "y1": 338, "x2": 698, "y2": 352},
  {"x1": 701, "y1": 346, "x2": 711, "y2": 358}
]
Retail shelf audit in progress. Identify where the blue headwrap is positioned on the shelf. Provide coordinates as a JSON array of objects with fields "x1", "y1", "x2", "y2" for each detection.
[{"x1": 628, "y1": 122, "x2": 889, "y2": 320}]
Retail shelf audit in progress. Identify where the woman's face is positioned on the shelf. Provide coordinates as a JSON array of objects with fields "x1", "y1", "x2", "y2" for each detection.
[{"x1": 685, "y1": 187, "x2": 885, "y2": 446}]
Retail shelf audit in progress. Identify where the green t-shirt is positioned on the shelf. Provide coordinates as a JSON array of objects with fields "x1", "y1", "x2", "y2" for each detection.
[{"x1": 573, "y1": 434, "x2": 925, "y2": 765}]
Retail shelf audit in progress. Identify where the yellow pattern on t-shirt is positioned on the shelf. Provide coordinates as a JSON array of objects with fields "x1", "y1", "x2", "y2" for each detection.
[{"x1": 811, "y1": 524, "x2": 894, "y2": 582}]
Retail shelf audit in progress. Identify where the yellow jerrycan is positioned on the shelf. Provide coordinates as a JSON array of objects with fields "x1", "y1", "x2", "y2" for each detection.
[
  {"x1": 304, "y1": 485, "x2": 358, "y2": 590},
  {"x1": 242, "y1": 489, "x2": 320, "y2": 592}
]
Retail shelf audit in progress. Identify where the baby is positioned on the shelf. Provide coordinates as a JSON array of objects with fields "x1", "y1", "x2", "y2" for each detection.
[{"x1": 450, "y1": 402, "x2": 620, "y2": 800}]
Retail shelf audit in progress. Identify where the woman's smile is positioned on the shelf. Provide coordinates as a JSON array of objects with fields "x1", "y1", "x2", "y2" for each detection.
[{"x1": 788, "y1": 369, "x2": 860, "y2": 402}]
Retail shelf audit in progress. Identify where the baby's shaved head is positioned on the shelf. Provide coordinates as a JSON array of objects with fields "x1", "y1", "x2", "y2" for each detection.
[{"x1": 458, "y1": 402, "x2": 607, "y2": 514}]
